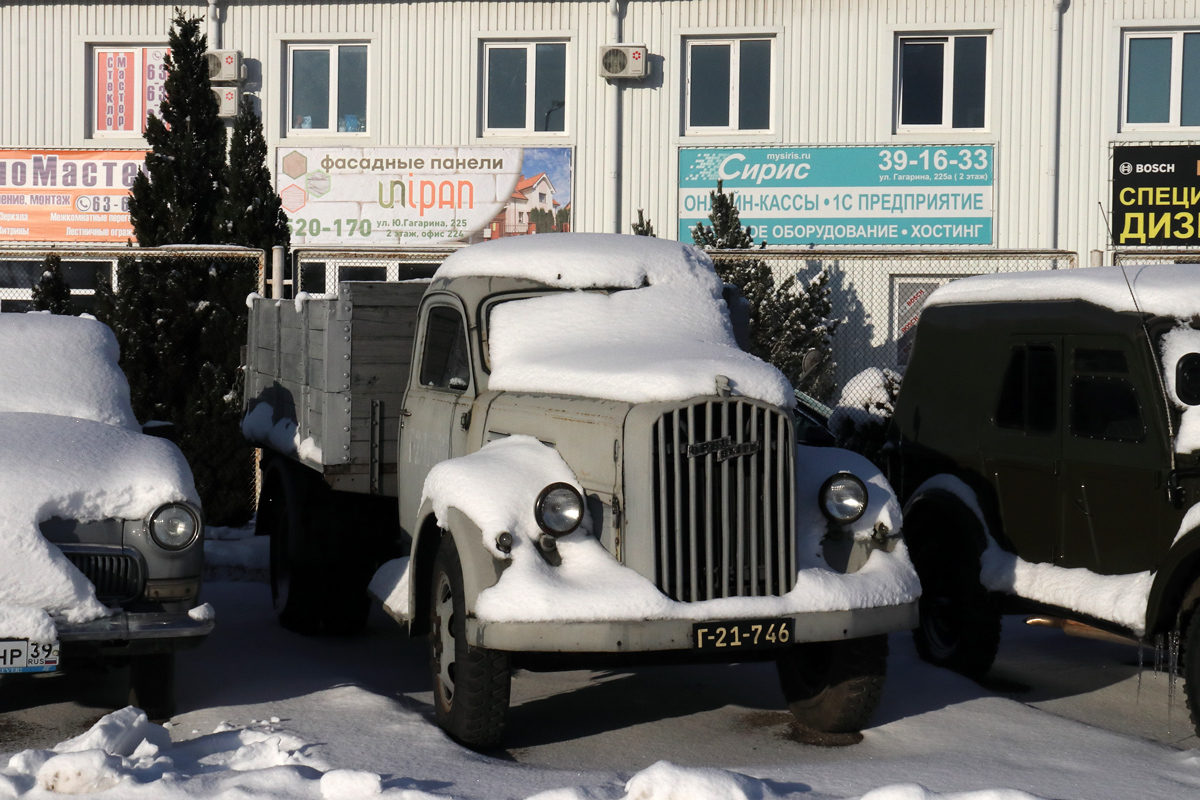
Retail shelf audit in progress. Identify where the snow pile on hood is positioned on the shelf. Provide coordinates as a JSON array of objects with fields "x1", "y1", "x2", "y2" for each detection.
[
  {"x1": 0, "y1": 314, "x2": 200, "y2": 641},
  {"x1": 910, "y1": 475, "x2": 1152, "y2": 634},
  {"x1": 924, "y1": 264, "x2": 1200, "y2": 317},
  {"x1": 0, "y1": 313, "x2": 139, "y2": 428},
  {"x1": 440, "y1": 233, "x2": 793, "y2": 407},
  {"x1": 376, "y1": 436, "x2": 917, "y2": 625}
]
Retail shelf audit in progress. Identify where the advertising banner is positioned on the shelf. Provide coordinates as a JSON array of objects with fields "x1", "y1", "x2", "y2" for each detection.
[
  {"x1": 276, "y1": 147, "x2": 572, "y2": 245},
  {"x1": 678, "y1": 146, "x2": 994, "y2": 246},
  {"x1": 0, "y1": 150, "x2": 145, "y2": 243},
  {"x1": 1112, "y1": 145, "x2": 1200, "y2": 247}
]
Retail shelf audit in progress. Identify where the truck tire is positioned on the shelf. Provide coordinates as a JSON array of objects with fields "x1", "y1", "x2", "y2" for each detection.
[
  {"x1": 910, "y1": 544, "x2": 1001, "y2": 679},
  {"x1": 776, "y1": 635, "x2": 887, "y2": 733},
  {"x1": 1183, "y1": 589, "x2": 1200, "y2": 737},
  {"x1": 128, "y1": 653, "x2": 176, "y2": 720},
  {"x1": 261, "y1": 461, "x2": 323, "y2": 635},
  {"x1": 429, "y1": 535, "x2": 510, "y2": 749}
]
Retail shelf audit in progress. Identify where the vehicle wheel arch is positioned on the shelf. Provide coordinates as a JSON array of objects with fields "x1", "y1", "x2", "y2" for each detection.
[
  {"x1": 902, "y1": 485, "x2": 989, "y2": 561},
  {"x1": 1147, "y1": 528, "x2": 1200, "y2": 637},
  {"x1": 408, "y1": 503, "x2": 504, "y2": 638}
]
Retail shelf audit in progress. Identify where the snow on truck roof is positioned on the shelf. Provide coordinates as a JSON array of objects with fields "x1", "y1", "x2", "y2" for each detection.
[
  {"x1": 436, "y1": 234, "x2": 794, "y2": 407},
  {"x1": 925, "y1": 264, "x2": 1200, "y2": 318},
  {"x1": 433, "y1": 232, "x2": 717, "y2": 288}
]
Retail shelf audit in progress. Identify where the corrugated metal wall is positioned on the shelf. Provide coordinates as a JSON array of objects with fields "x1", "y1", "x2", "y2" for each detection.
[{"x1": 4, "y1": 0, "x2": 1200, "y2": 255}]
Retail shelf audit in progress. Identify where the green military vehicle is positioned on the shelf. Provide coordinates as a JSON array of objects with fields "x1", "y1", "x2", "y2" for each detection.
[{"x1": 887, "y1": 264, "x2": 1200, "y2": 733}]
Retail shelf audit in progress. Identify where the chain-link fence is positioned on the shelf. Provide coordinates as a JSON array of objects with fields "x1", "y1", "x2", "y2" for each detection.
[
  {"x1": 1113, "y1": 250, "x2": 1200, "y2": 265},
  {"x1": 290, "y1": 245, "x2": 1076, "y2": 415},
  {"x1": 0, "y1": 245, "x2": 265, "y2": 314}
]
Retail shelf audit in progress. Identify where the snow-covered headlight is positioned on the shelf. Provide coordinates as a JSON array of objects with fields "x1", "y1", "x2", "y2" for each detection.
[
  {"x1": 148, "y1": 504, "x2": 201, "y2": 550},
  {"x1": 535, "y1": 483, "x2": 584, "y2": 536},
  {"x1": 819, "y1": 473, "x2": 868, "y2": 523}
]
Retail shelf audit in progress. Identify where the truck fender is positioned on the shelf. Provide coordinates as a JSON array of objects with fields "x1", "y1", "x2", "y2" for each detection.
[
  {"x1": 404, "y1": 499, "x2": 505, "y2": 637},
  {"x1": 1146, "y1": 527, "x2": 1200, "y2": 636},
  {"x1": 902, "y1": 484, "x2": 990, "y2": 561}
]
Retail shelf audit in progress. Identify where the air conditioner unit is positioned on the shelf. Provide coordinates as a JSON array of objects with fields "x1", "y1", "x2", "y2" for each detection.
[
  {"x1": 213, "y1": 87, "x2": 240, "y2": 118},
  {"x1": 207, "y1": 50, "x2": 243, "y2": 82},
  {"x1": 598, "y1": 44, "x2": 648, "y2": 79}
]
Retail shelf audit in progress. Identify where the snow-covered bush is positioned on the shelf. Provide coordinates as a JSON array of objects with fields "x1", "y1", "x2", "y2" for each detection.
[{"x1": 829, "y1": 367, "x2": 904, "y2": 470}]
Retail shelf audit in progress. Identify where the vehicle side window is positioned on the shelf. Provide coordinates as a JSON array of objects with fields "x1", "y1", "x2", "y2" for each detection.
[
  {"x1": 994, "y1": 344, "x2": 1057, "y2": 433},
  {"x1": 419, "y1": 307, "x2": 470, "y2": 391},
  {"x1": 1069, "y1": 347, "x2": 1144, "y2": 442}
]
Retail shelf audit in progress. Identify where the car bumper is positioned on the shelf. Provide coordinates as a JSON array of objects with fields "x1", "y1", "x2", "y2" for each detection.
[
  {"x1": 465, "y1": 600, "x2": 918, "y2": 653},
  {"x1": 56, "y1": 610, "x2": 214, "y2": 653}
]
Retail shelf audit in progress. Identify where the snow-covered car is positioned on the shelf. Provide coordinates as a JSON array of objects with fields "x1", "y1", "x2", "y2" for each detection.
[
  {"x1": 887, "y1": 265, "x2": 1200, "y2": 735},
  {"x1": 244, "y1": 233, "x2": 919, "y2": 748},
  {"x1": 0, "y1": 313, "x2": 213, "y2": 718}
]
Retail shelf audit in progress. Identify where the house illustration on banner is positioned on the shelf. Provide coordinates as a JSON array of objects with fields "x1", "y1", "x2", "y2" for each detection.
[{"x1": 488, "y1": 171, "x2": 570, "y2": 238}]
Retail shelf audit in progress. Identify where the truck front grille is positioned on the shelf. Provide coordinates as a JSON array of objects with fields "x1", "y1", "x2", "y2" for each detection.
[
  {"x1": 61, "y1": 548, "x2": 145, "y2": 604},
  {"x1": 651, "y1": 399, "x2": 796, "y2": 601}
]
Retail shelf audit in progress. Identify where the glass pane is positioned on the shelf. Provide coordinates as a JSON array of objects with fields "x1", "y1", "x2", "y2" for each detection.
[
  {"x1": 1074, "y1": 349, "x2": 1128, "y2": 374},
  {"x1": 534, "y1": 43, "x2": 566, "y2": 132},
  {"x1": 738, "y1": 40, "x2": 772, "y2": 130},
  {"x1": 690, "y1": 44, "x2": 731, "y2": 127},
  {"x1": 1183, "y1": 33, "x2": 1200, "y2": 126},
  {"x1": 337, "y1": 46, "x2": 368, "y2": 132},
  {"x1": 1027, "y1": 344, "x2": 1058, "y2": 434},
  {"x1": 420, "y1": 307, "x2": 470, "y2": 391},
  {"x1": 1071, "y1": 377, "x2": 1145, "y2": 442},
  {"x1": 487, "y1": 47, "x2": 527, "y2": 129},
  {"x1": 952, "y1": 36, "x2": 987, "y2": 128},
  {"x1": 900, "y1": 41, "x2": 944, "y2": 125},
  {"x1": 292, "y1": 49, "x2": 330, "y2": 129},
  {"x1": 995, "y1": 347, "x2": 1026, "y2": 429},
  {"x1": 1127, "y1": 37, "x2": 1172, "y2": 124}
]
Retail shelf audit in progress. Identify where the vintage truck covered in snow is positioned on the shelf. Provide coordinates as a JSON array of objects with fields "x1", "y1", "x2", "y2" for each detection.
[
  {"x1": 887, "y1": 264, "x2": 1200, "y2": 735},
  {"x1": 242, "y1": 234, "x2": 918, "y2": 748}
]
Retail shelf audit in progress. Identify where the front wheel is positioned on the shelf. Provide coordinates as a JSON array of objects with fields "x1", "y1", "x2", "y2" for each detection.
[
  {"x1": 776, "y1": 635, "x2": 888, "y2": 733},
  {"x1": 128, "y1": 652, "x2": 176, "y2": 720},
  {"x1": 911, "y1": 550, "x2": 1000, "y2": 679},
  {"x1": 429, "y1": 535, "x2": 511, "y2": 749},
  {"x1": 1182, "y1": 590, "x2": 1200, "y2": 737}
]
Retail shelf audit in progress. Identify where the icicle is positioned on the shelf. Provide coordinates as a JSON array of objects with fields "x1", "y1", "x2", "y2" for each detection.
[
  {"x1": 1154, "y1": 633, "x2": 1164, "y2": 677},
  {"x1": 1168, "y1": 628, "x2": 1181, "y2": 734},
  {"x1": 1137, "y1": 638, "x2": 1145, "y2": 704}
]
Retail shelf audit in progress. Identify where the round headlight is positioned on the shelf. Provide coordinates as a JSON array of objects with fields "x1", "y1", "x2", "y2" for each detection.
[
  {"x1": 819, "y1": 473, "x2": 868, "y2": 523},
  {"x1": 149, "y1": 504, "x2": 201, "y2": 550},
  {"x1": 535, "y1": 483, "x2": 584, "y2": 536}
]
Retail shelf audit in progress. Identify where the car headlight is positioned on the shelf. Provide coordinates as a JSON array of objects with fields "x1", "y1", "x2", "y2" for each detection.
[
  {"x1": 819, "y1": 473, "x2": 868, "y2": 523},
  {"x1": 148, "y1": 504, "x2": 201, "y2": 550},
  {"x1": 534, "y1": 483, "x2": 584, "y2": 536}
]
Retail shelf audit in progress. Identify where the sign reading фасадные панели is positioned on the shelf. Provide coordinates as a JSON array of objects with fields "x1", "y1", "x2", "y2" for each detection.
[
  {"x1": 678, "y1": 146, "x2": 994, "y2": 246},
  {"x1": 1112, "y1": 145, "x2": 1200, "y2": 247}
]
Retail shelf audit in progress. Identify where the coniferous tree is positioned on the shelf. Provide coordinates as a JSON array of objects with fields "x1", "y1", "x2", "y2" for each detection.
[
  {"x1": 31, "y1": 254, "x2": 72, "y2": 314},
  {"x1": 631, "y1": 209, "x2": 656, "y2": 237},
  {"x1": 218, "y1": 95, "x2": 290, "y2": 252},
  {"x1": 693, "y1": 181, "x2": 840, "y2": 401}
]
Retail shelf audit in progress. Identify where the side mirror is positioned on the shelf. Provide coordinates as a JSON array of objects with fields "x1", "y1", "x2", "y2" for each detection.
[{"x1": 1176, "y1": 353, "x2": 1200, "y2": 405}]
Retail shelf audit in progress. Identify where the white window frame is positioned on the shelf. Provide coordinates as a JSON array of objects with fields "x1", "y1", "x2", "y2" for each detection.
[
  {"x1": 90, "y1": 45, "x2": 168, "y2": 139},
  {"x1": 480, "y1": 40, "x2": 570, "y2": 137},
  {"x1": 683, "y1": 37, "x2": 775, "y2": 135},
  {"x1": 286, "y1": 42, "x2": 370, "y2": 136},
  {"x1": 894, "y1": 33, "x2": 992, "y2": 134},
  {"x1": 1121, "y1": 29, "x2": 1200, "y2": 131}
]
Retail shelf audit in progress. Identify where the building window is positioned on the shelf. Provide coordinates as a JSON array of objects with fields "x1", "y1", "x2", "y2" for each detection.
[
  {"x1": 684, "y1": 38, "x2": 772, "y2": 133},
  {"x1": 482, "y1": 42, "x2": 567, "y2": 134},
  {"x1": 92, "y1": 46, "x2": 168, "y2": 137},
  {"x1": 288, "y1": 44, "x2": 368, "y2": 134},
  {"x1": 895, "y1": 34, "x2": 989, "y2": 131},
  {"x1": 1123, "y1": 31, "x2": 1200, "y2": 129}
]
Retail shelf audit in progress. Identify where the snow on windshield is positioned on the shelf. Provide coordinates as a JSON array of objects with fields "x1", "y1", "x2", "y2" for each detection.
[
  {"x1": 446, "y1": 234, "x2": 792, "y2": 406},
  {"x1": 925, "y1": 264, "x2": 1200, "y2": 318},
  {"x1": 0, "y1": 313, "x2": 139, "y2": 429},
  {"x1": 0, "y1": 314, "x2": 199, "y2": 641}
]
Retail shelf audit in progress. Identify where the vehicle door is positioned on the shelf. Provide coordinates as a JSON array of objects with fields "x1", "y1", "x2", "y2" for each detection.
[
  {"x1": 1058, "y1": 337, "x2": 1165, "y2": 573},
  {"x1": 978, "y1": 339, "x2": 1062, "y2": 564},
  {"x1": 398, "y1": 296, "x2": 475, "y2": 529}
]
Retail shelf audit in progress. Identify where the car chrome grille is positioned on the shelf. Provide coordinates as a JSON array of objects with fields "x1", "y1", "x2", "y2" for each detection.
[
  {"x1": 60, "y1": 548, "x2": 145, "y2": 604},
  {"x1": 651, "y1": 399, "x2": 796, "y2": 601}
]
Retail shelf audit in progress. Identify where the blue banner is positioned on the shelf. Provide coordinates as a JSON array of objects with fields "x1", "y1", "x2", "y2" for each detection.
[{"x1": 678, "y1": 146, "x2": 995, "y2": 246}]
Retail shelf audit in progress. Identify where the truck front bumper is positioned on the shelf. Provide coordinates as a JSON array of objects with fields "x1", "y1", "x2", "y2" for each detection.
[
  {"x1": 57, "y1": 610, "x2": 214, "y2": 656},
  {"x1": 466, "y1": 601, "x2": 918, "y2": 653}
]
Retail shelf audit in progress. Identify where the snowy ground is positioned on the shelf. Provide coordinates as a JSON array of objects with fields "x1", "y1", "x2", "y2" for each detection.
[{"x1": 3, "y1": 532, "x2": 1200, "y2": 800}]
